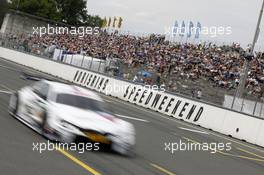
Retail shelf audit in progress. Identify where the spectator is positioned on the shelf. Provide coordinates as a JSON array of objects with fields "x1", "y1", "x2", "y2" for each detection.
[{"x1": 1, "y1": 31, "x2": 264, "y2": 97}]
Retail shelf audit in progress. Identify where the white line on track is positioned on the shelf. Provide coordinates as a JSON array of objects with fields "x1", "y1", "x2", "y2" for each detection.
[
  {"x1": 178, "y1": 127, "x2": 209, "y2": 135},
  {"x1": 0, "y1": 90, "x2": 12, "y2": 94},
  {"x1": 0, "y1": 64, "x2": 19, "y2": 72},
  {"x1": 0, "y1": 61, "x2": 41, "y2": 75},
  {"x1": 0, "y1": 84, "x2": 15, "y2": 92},
  {"x1": 115, "y1": 114, "x2": 149, "y2": 123},
  {"x1": 104, "y1": 99, "x2": 114, "y2": 103}
]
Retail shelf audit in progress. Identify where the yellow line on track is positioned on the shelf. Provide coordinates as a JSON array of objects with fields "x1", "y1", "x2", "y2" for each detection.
[
  {"x1": 150, "y1": 163, "x2": 176, "y2": 175},
  {"x1": 236, "y1": 147, "x2": 264, "y2": 160},
  {"x1": 182, "y1": 137, "x2": 264, "y2": 163},
  {"x1": 56, "y1": 148, "x2": 102, "y2": 175}
]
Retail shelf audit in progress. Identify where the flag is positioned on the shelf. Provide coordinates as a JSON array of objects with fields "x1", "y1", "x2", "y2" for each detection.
[
  {"x1": 108, "y1": 17, "x2": 112, "y2": 27},
  {"x1": 179, "y1": 21, "x2": 185, "y2": 37},
  {"x1": 187, "y1": 21, "x2": 194, "y2": 38},
  {"x1": 113, "y1": 17, "x2": 117, "y2": 28},
  {"x1": 173, "y1": 20, "x2": 178, "y2": 37},
  {"x1": 102, "y1": 17, "x2": 107, "y2": 28},
  {"x1": 195, "y1": 22, "x2": 202, "y2": 39},
  {"x1": 118, "y1": 17, "x2": 123, "y2": 28}
]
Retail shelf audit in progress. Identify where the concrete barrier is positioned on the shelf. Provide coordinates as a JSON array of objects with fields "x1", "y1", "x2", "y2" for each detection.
[{"x1": 1, "y1": 46, "x2": 264, "y2": 147}]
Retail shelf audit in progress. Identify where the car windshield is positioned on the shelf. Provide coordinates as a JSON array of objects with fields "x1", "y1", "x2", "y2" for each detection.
[{"x1": 56, "y1": 93, "x2": 106, "y2": 112}]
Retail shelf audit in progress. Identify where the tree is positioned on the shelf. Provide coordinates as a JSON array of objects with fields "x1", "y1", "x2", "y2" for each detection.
[
  {"x1": 85, "y1": 15, "x2": 103, "y2": 27},
  {"x1": 8, "y1": 0, "x2": 103, "y2": 27},
  {"x1": 56, "y1": 0, "x2": 87, "y2": 26},
  {"x1": 9, "y1": 0, "x2": 60, "y2": 21},
  {"x1": 56, "y1": 0, "x2": 103, "y2": 26},
  {"x1": 0, "y1": 0, "x2": 8, "y2": 27}
]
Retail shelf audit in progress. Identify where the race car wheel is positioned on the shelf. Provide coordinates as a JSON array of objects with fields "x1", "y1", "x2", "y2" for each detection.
[
  {"x1": 41, "y1": 111, "x2": 55, "y2": 136},
  {"x1": 40, "y1": 111, "x2": 48, "y2": 131},
  {"x1": 111, "y1": 142, "x2": 134, "y2": 157},
  {"x1": 8, "y1": 93, "x2": 19, "y2": 116},
  {"x1": 40, "y1": 111, "x2": 52, "y2": 136}
]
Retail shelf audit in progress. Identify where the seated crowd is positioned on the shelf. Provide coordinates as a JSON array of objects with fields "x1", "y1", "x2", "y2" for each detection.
[{"x1": 1, "y1": 31, "x2": 264, "y2": 96}]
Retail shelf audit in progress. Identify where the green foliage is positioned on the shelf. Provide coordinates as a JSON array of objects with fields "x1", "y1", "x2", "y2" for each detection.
[
  {"x1": 85, "y1": 15, "x2": 103, "y2": 27},
  {"x1": 9, "y1": 0, "x2": 60, "y2": 21},
  {"x1": 0, "y1": 0, "x2": 8, "y2": 26},
  {"x1": 56, "y1": 0, "x2": 87, "y2": 26},
  {"x1": 8, "y1": 0, "x2": 103, "y2": 27}
]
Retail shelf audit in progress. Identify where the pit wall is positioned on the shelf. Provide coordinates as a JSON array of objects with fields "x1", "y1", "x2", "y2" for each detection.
[{"x1": 1, "y1": 46, "x2": 264, "y2": 147}]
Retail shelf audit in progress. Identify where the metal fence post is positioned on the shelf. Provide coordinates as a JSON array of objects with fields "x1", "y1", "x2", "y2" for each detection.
[
  {"x1": 81, "y1": 54, "x2": 85, "y2": 67},
  {"x1": 109, "y1": 59, "x2": 112, "y2": 73},
  {"x1": 98, "y1": 60, "x2": 102, "y2": 72},
  {"x1": 253, "y1": 100, "x2": 258, "y2": 116},
  {"x1": 240, "y1": 96, "x2": 245, "y2": 112},
  {"x1": 231, "y1": 84, "x2": 240, "y2": 109},
  {"x1": 58, "y1": 49, "x2": 62, "y2": 62},
  {"x1": 260, "y1": 101, "x2": 264, "y2": 117},
  {"x1": 70, "y1": 54, "x2": 73, "y2": 65},
  {"x1": 89, "y1": 57, "x2": 94, "y2": 70}
]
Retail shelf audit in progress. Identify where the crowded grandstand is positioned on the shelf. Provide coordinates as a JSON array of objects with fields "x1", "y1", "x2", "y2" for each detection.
[{"x1": 1, "y1": 30, "x2": 264, "y2": 101}]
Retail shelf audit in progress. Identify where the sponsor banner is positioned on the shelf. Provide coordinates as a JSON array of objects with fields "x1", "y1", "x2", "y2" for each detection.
[
  {"x1": 122, "y1": 85, "x2": 203, "y2": 123},
  {"x1": 72, "y1": 69, "x2": 205, "y2": 124},
  {"x1": 72, "y1": 70, "x2": 109, "y2": 93}
]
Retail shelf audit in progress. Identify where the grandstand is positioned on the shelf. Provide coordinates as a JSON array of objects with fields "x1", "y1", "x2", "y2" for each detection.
[{"x1": 1, "y1": 11, "x2": 264, "y2": 117}]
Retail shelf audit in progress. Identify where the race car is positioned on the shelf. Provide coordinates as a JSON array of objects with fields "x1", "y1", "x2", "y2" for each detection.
[{"x1": 8, "y1": 79, "x2": 135, "y2": 155}]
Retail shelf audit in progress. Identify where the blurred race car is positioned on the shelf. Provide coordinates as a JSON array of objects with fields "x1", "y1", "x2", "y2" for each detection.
[{"x1": 8, "y1": 80, "x2": 135, "y2": 155}]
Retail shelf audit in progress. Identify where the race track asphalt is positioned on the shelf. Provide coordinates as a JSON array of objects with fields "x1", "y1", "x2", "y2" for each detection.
[{"x1": 1, "y1": 58, "x2": 264, "y2": 175}]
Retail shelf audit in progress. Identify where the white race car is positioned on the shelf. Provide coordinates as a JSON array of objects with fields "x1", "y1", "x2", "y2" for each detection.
[{"x1": 8, "y1": 80, "x2": 135, "y2": 155}]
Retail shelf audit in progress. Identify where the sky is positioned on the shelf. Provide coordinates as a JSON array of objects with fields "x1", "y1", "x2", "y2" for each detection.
[{"x1": 88, "y1": 0, "x2": 264, "y2": 49}]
